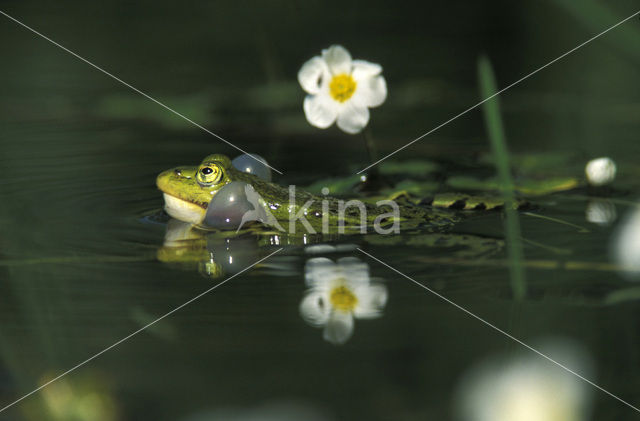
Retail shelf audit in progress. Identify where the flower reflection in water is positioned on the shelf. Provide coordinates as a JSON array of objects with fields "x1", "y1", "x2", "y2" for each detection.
[
  {"x1": 585, "y1": 199, "x2": 617, "y2": 226},
  {"x1": 611, "y1": 204, "x2": 640, "y2": 278},
  {"x1": 456, "y1": 342, "x2": 592, "y2": 421},
  {"x1": 299, "y1": 256, "x2": 387, "y2": 345}
]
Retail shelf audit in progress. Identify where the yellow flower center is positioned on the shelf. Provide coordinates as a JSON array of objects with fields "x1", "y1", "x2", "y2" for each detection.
[
  {"x1": 329, "y1": 74, "x2": 357, "y2": 103},
  {"x1": 329, "y1": 282, "x2": 358, "y2": 312}
]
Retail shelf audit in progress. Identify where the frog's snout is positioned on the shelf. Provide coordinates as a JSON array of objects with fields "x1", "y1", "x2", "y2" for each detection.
[
  {"x1": 156, "y1": 166, "x2": 193, "y2": 192},
  {"x1": 155, "y1": 169, "x2": 174, "y2": 192}
]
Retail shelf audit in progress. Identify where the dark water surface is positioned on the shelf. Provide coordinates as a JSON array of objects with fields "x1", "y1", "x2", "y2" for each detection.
[{"x1": 1, "y1": 1, "x2": 639, "y2": 420}]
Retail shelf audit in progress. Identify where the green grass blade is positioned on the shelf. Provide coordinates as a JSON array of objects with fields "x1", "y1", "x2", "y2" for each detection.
[{"x1": 477, "y1": 55, "x2": 527, "y2": 300}]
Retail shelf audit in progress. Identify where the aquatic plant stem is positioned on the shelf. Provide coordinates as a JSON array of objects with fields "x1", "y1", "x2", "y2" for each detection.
[
  {"x1": 359, "y1": 127, "x2": 386, "y2": 191},
  {"x1": 362, "y1": 127, "x2": 379, "y2": 165},
  {"x1": 477, "y1": 55, "x2": 527, "y2": 300}
]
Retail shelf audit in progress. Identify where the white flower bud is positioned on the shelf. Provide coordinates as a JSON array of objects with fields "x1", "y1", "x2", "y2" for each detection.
[{"x1": 585, "y1": 157, "x2": 616, "y2": 186}]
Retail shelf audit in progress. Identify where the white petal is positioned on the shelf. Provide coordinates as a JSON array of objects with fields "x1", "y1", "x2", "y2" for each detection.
[
  {"x1": 299, "y1": 290, "x2": 330, "y2": 327},
  {"x1": 336, "y1": 102, "x2": 370, "y2": 134},
  {"x1": 352, "y1": 59, "x2": 382, "y2": 78},
  {"x1": 352, "y1": 75, "x2": 387, "y2": 108},
  {"x1": 336, "y1": 257, "x2": 370, "y2": 285},
  {"x1": 298, "y1": 56, "x2": 329, "y2": 95},
  {"x1": 305, "y1": 257, "x2": 337, "y2": 287},
  {"x1": 323, "y1": 311, "x2": 354, "y2": 345},
  {"x1": 337, "y1": 256, "x2": 365, "y2": 266},
  {"x1": 303, "y1": 94, "x2": 338, "y2": 129},
  {"x1": 322, "y1": 45, "x2": 352, "y2": 75},
  {"x1": 354, "y1": 284, "x2": 388, "y2": 319}
]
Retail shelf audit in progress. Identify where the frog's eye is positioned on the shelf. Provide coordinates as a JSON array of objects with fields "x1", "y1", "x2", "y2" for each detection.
[{"x1": 196, "y1": 164, "x2": 222, "y2": 186}]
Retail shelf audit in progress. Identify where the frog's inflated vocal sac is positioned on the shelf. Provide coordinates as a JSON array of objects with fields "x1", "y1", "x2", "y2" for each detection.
[{"x1": 157, "y1": 154, "x2": 455, "y2": 232}]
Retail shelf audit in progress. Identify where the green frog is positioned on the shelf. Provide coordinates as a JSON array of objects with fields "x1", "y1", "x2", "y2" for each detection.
[
  {"x1": 156, "y1": 153, "x2": 456, "y2": 233},
  {"x1": 155, "y1": 153, "x2": 518, "y2": 276}
]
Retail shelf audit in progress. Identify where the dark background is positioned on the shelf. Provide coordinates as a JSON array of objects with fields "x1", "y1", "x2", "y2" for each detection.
[{"x1": 0, "y1": 1, "x2": 639, "y2": 420}]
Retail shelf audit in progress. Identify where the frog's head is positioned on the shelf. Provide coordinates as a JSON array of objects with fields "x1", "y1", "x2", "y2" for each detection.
[{"x1": 156, "y1": 154, "x2": 235, "y2": 224}]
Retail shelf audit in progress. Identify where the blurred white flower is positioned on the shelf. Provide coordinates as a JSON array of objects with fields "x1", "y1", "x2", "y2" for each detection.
[
  {"x1": 585, "y1": 200, "x2": 617, "y2": 225},
  {"x1": 585, "y1": 157, "x2": 616, "y2": 186},
  {"x1": 611, "y1": 204, "x2": 640, "y2": 278},
  {"x1": 457, "y1": 343, "x2": 592, "y2": 421},
  {"x1": 299, "y1": 257, "x2": 387, "y2": 345},
  {"x1": 298, "y1": 45, "x2": 387, "y2": 134}
]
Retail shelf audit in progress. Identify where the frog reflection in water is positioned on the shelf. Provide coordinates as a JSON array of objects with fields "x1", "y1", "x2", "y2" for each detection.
[
  {"x1": 156, "y1": 153, "x2": 505, "y2": 277},
  {"x1": 156, "y1": 153, "x2": 455, "y2": 233}
]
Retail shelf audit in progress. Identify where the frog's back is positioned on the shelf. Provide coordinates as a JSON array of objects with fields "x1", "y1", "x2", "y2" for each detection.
[{"x1": 228, "y1": 166, "x2": 455, "y2": 232}]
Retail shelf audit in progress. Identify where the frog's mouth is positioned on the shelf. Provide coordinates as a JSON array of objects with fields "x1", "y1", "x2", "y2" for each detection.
[{"x1": 162, "y1": 193, "x2": 207, "y2": 224}]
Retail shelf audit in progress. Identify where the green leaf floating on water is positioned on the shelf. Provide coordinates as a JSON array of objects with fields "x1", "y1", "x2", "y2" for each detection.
[
  {"x1": 304, "y1": 174, "x2": 526, "y2": 210},
  {"x1": 446, "y1": 175, "x2": 580, "y2": 196},
  {"x1": 430, "y1": 192, "x2": 523, "y2": 210},
  {"x1": 304, "y1": 158, "x2": 579, "y2": 207}
]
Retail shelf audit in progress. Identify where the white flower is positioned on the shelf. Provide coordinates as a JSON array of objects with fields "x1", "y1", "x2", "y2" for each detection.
[
  {"x1": 585, "y1": 157, "x2": 616, "y2": 186},
  {"x1": 457, "y1": 344, "x2": 592, "y2": 421},
  {"x1": 298, "y1": 45, "x2": 387, "y2": 134},
  {"x1": 299, "y1": 257, "x2": 387, "y2": 345}
]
